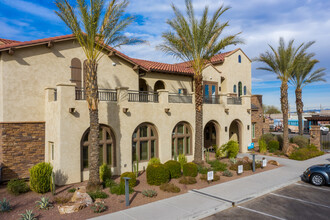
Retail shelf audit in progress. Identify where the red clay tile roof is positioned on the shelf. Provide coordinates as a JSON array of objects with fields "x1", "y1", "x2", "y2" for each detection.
[{"x1": 0, "y1": 38, "x2": 21, "y2": 45}]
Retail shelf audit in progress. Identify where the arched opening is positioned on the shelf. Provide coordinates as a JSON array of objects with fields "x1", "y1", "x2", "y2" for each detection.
[
  {"x1": 238, "y1": 55, "x2": 242, "y2": 63},
  {"x1": 229, "y1": 119, "x2": 243, "y2": 152},
  {"x1": 233, "y1": 85, "x2": 237, "y2": 93},
  {"x1": 81, "y1": 125, "x2": 116, "y2": 171},
  {"x1": 132, "y1": 123, "x2": 158, "y2": 162},
  {"x1": 204, "y1": 121, "x2": 220, "y2": 149},
  {"x1": 238, "y1": 82, "x2": 242, "y2": 97},
  {"x1": 71, "y1": 58, "x2": 82, "y2": 89},
  {"x1": 172, "y1": 122, "x2": 192, "y2": 157},
  {"x1": 139, "y1": 78, "x2": 148, "y2": 92},
  {"x1": 244, "y1": 86, "x2": 247, "y2": 95},
  {"x1": 154, "y1": 80, "x2": 165, "y2": 91}
]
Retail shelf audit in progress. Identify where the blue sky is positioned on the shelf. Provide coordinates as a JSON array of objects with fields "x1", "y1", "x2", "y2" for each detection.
[{"x1": 1, "y1": 0, "x2": 329, "y2": 111}]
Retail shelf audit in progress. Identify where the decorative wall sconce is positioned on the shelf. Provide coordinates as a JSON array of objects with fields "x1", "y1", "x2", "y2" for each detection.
[
  {"x1": 123, "y1": 108, "x2": 129, "y2": 113},
  {"x1": 247, "y1": 109, "x2": 251, "y2": 114},
  {"x1": 225, "y1": 108, "x2": 229, "y2": 114},
  {"x1": 225, "y1": 126, "x2": 228, "y2": 132},
  {"x1": 165, "y1": 108, "x2": 170, "y2": 113},
  {"x1": 69, "y1": 108, "x2": 75, "y2": 113},
  {"x1": 247, "y1": 125, "x2": 250, "y2": 130}
]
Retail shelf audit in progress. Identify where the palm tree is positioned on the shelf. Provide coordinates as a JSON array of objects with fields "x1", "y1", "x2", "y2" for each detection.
[
  {"x1": 159, "y1": 0, "x2": 243, "y2": 162},
  {"x1": 55, "y1": 0, "x2": 137, "y2": 190},
  {"x1": 255, "y1": 38, "x2": 314, "y2": 153},
  {"x1": 290, "y1": 55, "x2": 326, "y2": 135}
]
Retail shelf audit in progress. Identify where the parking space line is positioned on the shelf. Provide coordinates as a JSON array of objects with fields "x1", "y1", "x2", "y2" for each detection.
[
  {"x1": 270, "y1": 193, "x2": 330, "y2": 209},
  {"x1": 294, "y1": 183, "x2": 330, "y2": 192},
  {"x1": 237, "y1": 206, "x2": 286, "y2": 220}
]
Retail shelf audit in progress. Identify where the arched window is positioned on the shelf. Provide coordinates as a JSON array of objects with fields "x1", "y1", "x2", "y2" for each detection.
[
  {"x1": 71, "y1": 58, "x2": 82, "y2": 89},
  {"x1": 233, "y1": 85, "x2": 237, "y2": 93},
  {"x1": 244, "y1": 86, "x2": 247, "y2": 95},
  {"x1": 154, "y1": 80, "x2": 165, "y2": 91},
  {"x1": 172, "y1": 122, "x2": 192, "y2": 157},
  {"x1": 238, "y1": 55, "x2": 241, "y2": 63},
  {"x1": 132, "y1": 123, "x2": 158, "y2": 161},
  {"x1": 238, "y1": 82, "x2": 242, "y2": 97},
  {"x1": 81, "y1": 125, "x2": 116, "y2": 170}
]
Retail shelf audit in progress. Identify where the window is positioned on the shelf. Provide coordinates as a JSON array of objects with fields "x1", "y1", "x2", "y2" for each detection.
[
  {"x1": 233, "y1": 85, "x2": 237, "y2": 93},
  {"x1": 132, "y1": 123, "x2": 158, "y2": 162},
  {"x1": 178, "y1": 88, "x2": 187, "y2": 95},
  {"x1": 81, "y1": 125, "x2": 116, "y2": 170},
  {"x1": 154, "y1": 80, "x2": 165, "y2": 91},
  {"x1": 238, "y1": 82, "x2": 242, "y2": 97},
  {"x1": 172, "y1": 122, "x2": 192, "y2": 157},
  {"x1": 244, "y1": 86, "x2": 247, "y2": 95},
  {"x1": 71, "y1": 58, "x2": 82, "y2": 89},
  {"x1": 252, "y1": 123, "x2": 256, "y2": 139},
  {"x1": 238, "y1": 55, "x2": 241, "y2": 63},
  {"x1": 48, "y1": 142, "x2": 54, "y2": 161}
]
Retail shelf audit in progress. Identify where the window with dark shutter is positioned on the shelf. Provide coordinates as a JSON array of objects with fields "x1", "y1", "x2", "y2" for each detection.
[{"x1": 71, "y1": 58, "x2": 82, "y2": 89}]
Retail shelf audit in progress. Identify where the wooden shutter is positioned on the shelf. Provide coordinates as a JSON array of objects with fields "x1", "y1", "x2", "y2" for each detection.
[{"x1": 71, "y1": 58, "x2": 82, "y2": 89}]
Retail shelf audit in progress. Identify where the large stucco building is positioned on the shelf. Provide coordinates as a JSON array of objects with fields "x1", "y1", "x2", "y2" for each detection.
[{"x1": 0, "y1": 35, "x2": 252, "y2": 184}]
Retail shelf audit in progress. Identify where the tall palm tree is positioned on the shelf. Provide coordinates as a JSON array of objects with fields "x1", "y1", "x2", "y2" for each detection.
[
  {"x1": 255, "y1": 38, "x2": 314, "y2": 153},
  {"x1": 55, "y1": 0, "x2": 137, "y2": 190},
  {"x1": 159, "y1": 0, "x2": 243, "y2": 162},
  {"x1": 290, "y1": 55, "x2": 326, "y2": 135}
]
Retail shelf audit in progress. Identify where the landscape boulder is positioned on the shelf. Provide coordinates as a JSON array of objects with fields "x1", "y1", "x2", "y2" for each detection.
[
  {"x1": 285, "y1": 143, "x2": 300, "y2": 157},
  {"x1": 268, "y1": 160, "x2": 280, "y2": 166},
  {"x1": 58, "y1": 186, "x2": 93, "y2": 214}
]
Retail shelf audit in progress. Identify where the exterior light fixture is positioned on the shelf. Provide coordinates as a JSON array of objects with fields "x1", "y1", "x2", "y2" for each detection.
[
  {"x1": 165, "y1": 108, "x2": 170, "y2": 113},
  {"x1": 247, "y1": 125, "x2": 250, "y2": 130},
  {"x1": 123, "y1": 108, "x2": 129, "y2": 113},
  {"x1": 247, "y1": 109, "x2": 251, "y2": 114},
  {"x1": 69, "y1": 108, "x2": 75, "y2": 113},
  {"x1": 225, "y1": 126, "x2": 228, "y2": 132}
]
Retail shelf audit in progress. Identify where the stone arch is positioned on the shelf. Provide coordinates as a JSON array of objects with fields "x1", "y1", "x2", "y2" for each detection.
[
  {"x1": 154, "y1": 80, "x2": 165, "y2": 91},
  {"x1": 204, "y1": 120, "x2": 221, "y2": 149},
  {"x1": 139, "y1": 78, "x2": 148, "y2": 91},
  {"x1": 229, "y1": 119, "x2": 243, "y2": 152},
  {"x1": 171, "y1": 121, "x2": 193, "y2": 157}
]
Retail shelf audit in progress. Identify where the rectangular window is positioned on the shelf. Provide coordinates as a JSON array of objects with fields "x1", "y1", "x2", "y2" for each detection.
[
  {"x1": 140, "y1": 126, "x2": 148, "y2": 137},
  {"x1": 186, "y1": 137, "x2": 190, "y2": 154},
  {"x1": 178, "y1": 138, "x2": 184, "y2": 155},
  {"x1": 83, "y1": 146, "x2": 89, "y2": 168},
  {"x1": 252, "y1": 123, "x2": 256, "y2": 139},
  {"x1": 99, "y1": 145, "x2": 103, "y2": 166},
  {"x1": 178, "y1": 88, "x2": 187, "y2": 94},
  {"x1": 140, "y1": 141, "x2": 148, "y2": 160},
  {"x1": 177, "y1": 124, "x2": 184, "y2": 134},
  {"x1": 151, "y1": 140, "x2": 155, "y2": 158},
  {"x1": 48, "y1": 142, "x2": 54, "y2": 161},
  {"x1": 172, "y1": 138, "x2": 175, "y2": 157},
  {"x1": 107, "y1": 144, "x2": 112, "y2": 165},
  {"x1": 132, "y1": 142, "x2": 137, "y2": 161}
]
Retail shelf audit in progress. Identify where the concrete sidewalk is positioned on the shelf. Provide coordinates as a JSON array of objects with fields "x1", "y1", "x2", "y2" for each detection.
[{"x1": 91, "y1": 153, "x2": 330, "y2": 220}]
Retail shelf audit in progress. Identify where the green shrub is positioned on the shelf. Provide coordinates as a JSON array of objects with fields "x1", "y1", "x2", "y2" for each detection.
[
  {"x1": 260, "y1": 133, "x2": 277, "y2": 145},
  {"x1": 179, "y1": 176, "x2": 197, "y2": 184},
  {"x1": 110, "y1": 182, "x2": 134, "y2": 195},
  {"x1": 35, "y1": 196, "x2": 52, "y2": 210},
  {"x1": 146, "y1": 164, "x2": 170, "y2": 185},
  {"x1": 222, "y1": 140, "x2": 239, "y2": 158},
  {"x1": 200, "y1": 174, "x2": 220, "y2": 182},
  {"x1": 208, "y1": 160, "x2": 227, "y2": 172},
  {"x1": 197, "y1": 165, "x2": 211, "y2": 174},
  {"x1": 276, "y1": 135, "x2": 284, "y2": 150},
  {"x1": 268, "y1": 140, "x2": 280, "y2": 153},
  {"x1": 148, "y1": 157, "x2": 161, "y2": 166},
  {"x1": 142, "y1": 189, "x2": 157, "y2": 198},
  {"x1": 159, "y1": 183, "x2": 180, "y2": 193},
  {"x1": 215, "y1": 144, "x2": 227, "y2": 158},
  {"x1": 120, "y1": 172, "x2": 137, "y2": 188},
  {"x1": 68, "y1": 188, "x2": 76, "y2": 193},
  {"x1": 182, "y1": 162, "x2": 198, "y2": 177},
  {"x1": 290, "y1": 135, "x2": 309, "y2": 148},
  {"x1": 91, "y1": 202, "x2": 107, "y2": 213},
  {"x1": 229, "y1": 160, "x2": 261, "y2": 171},
  {"x1": 99, "y1": 163, "x2": 111, "y2": 183},
  {"x1": 19, "y1": 210, "x2": 36, "y2": 220},
  {"x1": 105, "y1": 179, "x2": 117, "y2": 188},
  {"x1": 7, "y1": 179, "x2": 29, "y2": 195},
  {"x1": 222, "y1": 170, "x2": 233, "y2": 177},
  {"x1": 88, "y1": 191, "x2": 109, "y2": 200},
  {"x1": 289, "y1": 145, "x2": 324, "y2": 161},
  {"x1": 0, "y1": 198, "x2": 12, "y2": 212},
  {"x1": 164, "y1": 160, "x2": 181, "y2": 178},
  {"x1": 178, "y1": 154, "x2": 187, "y2": 170},
  {"x1": 29, "y1": 162, "x2": 53, "y2": 194},
  {"x1": 258, "y1": 139, "x2": 267, "y2": 153}
]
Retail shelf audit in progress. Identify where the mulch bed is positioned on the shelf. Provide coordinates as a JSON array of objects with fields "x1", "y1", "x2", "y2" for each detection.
[{"x1": 0, "y1": 158, "x2": 279, "y2": 220}]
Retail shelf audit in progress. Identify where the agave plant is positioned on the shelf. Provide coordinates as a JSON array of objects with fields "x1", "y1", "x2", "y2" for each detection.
[
  {"x1": 35, "y1": 196, "x2": 52, "y2": 210},
  {"x1": 19, "y1": 210, "x2": 37, "y2": 220},
  {"x1": 0, "y1": 198, "x2": 12, "y2": 212}
]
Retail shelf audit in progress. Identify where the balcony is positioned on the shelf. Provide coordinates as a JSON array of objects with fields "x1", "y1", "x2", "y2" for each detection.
[
  {"x1": 168, "y1": 93, "x2": 193, "y2": 103},
  {"x1": 75, "y1": 89, "x2": 117, "y2": 101},
  {"x1": 227, "y1": 96, "x2": 242, "y2": 105},
  {"x1": 203, "y1": 95, "x2": 221, "y2": 104},
  {"x1": 128, "y1": 90, "x2": 158, "y2": 103}
]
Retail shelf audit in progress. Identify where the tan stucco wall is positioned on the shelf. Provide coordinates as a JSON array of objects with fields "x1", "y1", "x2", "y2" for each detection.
[
  {"x1": 1, "y1": 40, "x2": 138, "y2": 122},
  {"x1": 202, "y1": 65, "x2": 222, "y2": 88},
  {"x1": 0, "y1": 54, "x2": 3, "y2": 121}
]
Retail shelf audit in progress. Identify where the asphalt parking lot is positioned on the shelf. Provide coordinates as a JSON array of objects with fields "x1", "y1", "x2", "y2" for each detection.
[{"x1": 204, "y1": 181, "x2": 330, "y2": 220}]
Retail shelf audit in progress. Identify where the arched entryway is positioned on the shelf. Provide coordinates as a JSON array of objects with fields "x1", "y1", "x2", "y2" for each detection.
[
  {"x1": 139, "y1": 78, "x2": 148, "y2": 91},
  {"x1": 154, "y1": 80, "x2": 165, "y2": 91},
  {"x1": 229, "y1": 119, "x2": 243, "y2": 152},
  {"x1": 204, "y1": 121, "x2": 220, "y2": 149}
]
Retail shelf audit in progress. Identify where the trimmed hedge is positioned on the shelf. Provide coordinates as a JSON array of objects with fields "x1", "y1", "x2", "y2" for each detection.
[
  {"x1": 146, "y1": 164, "x2": 170, "y2": 185},
  {"x1": 182, "y1": 162, "x2": 198, "y2": 177},
  {"x1": 120, "y1": 172, "x2": 137, "y2": 188},
  {"x1": 148, "y1": 157, "x2": 161, "y2": 166},
  {"x1": 268, "y1": 140, "x2": 280, "y2": 153},
  {"x1": 29, "y1": 162, "x2": 53, "y2": 194},
  {"x1": 164, "y1": 160, "x2": 181, "y2": 179}
]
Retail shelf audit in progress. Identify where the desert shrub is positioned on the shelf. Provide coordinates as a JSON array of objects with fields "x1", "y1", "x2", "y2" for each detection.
[
  {"x1": 182, "y1": 162, "x2": 198, "y2": 177},
  {"x1": 142, "y1": 189, "x2": 157, "y2": 198},
  {"x1": 208, "y1": 160, "x2": 227, "y2": 172},
  {"x1": 53, "y1": 196, "x2": 71, "y2": 204},
  {"x1": 258, "y1": 139, "x2": 267, "y2": 153},
  {"x1": 109, "y1": 182, "x2": 133, "y2": 195},
  {"x1": 146, "y1": 164, "x2": 170, "y2": 185},
  {"x1": 222, "y1": 170, "x2": 233, "y2": 177},
  {"x1": 215, "y1": 145, "x2": 226, "y2": 158},
  {"x1": 222, "y1": 140, "x2": 239, "y2": 158},
  {"x1": 289, "y1": 145, "x2": 324, "y2": 161},
  {"x1": 29, "y1": 162, "x2": 53, "y2": 194},
  {"x1": 7, "y1": 179, "x2": 29, "y2": 195},
  {"x1": 19, "y1": 210, "x2": 36, "y2": 220},
  {"x1": 35, "y1": 196, "x2": 52, "y2": 210},
  {"x1": 200, "y1": 174, "x2": 220, "y2": 182},
  {"x1": 159, "y1": 183, "x2": 180, "y2": 193},
  {"x1": 0, "y1": 198, "x2": 12, "y2": 212},
  {"x1": 197, "y1": 165, "x2": 211, "y2": 174},
  {"x1": 229, "y1": 160, "x2": 261, "y2": 171},
  {"x1": 268, "y1": 140, "x2": 280, "y2": 153},
  {"x1": 68, "y1": 188, "x2": 76, "y2": 193},
  {"x1": 276, "y1": 134, "x2": 284, "y2": 150},
  {"x1": 91, "y1": 202, "x2": 107, "y2": 213},
  {"x1": 105, "y1": 179, "x2": 117, "y2": 188},
  {"x1": 88, "y1": 191, "x2": 109, "y2": 200},
  {"x1": 260, "y1": 133, "x2": 277, "y2": 145},
  {"x1": 120, "y1": 172, "x2": 137, "y2": 188},
  {"x1": 179, "y1": 176, "x2": 197, "y2": 185},
  {"x1": 274, "y1": 150, "x2": 285, "y2": 156},
  {"x1": 290, "y1": 135, "x2": 309, "y2": 148},
  {"x1": 164, "y1": 160, "x2": 181, "y2": 178},
  {"x1": 148, "y1": 157, "x2": 161, "y2": 166},
  {"x1": 178, "y1": 154, "x2": 187, "y2": 170},
  {"x1": 99, "y1": 163, "x2": 111, "y2": 183}
]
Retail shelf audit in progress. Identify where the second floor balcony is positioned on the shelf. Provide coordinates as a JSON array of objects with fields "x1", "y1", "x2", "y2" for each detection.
[{"x1": 227, "y1": 96, "x2": 242, "y2": 105}]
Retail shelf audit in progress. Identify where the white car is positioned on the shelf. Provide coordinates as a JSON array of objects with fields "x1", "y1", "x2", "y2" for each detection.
[{"x1": 320, "y1": 126, "x2": 329, "y2": 135}]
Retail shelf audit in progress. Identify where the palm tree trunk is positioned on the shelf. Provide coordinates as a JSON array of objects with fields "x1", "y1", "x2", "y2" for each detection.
[
  {"x1": 194, "y1": 74, "x2": 203, "y2": 163},
  {"x1": 85, "y1": 60, "x2": 101, "y2": 191},
  {"x1": 281, "y1": 81, "x2": 289, "y2": 153},
  {"x1": 295, "y1": 88, "x2": 304, "y2": 135}
]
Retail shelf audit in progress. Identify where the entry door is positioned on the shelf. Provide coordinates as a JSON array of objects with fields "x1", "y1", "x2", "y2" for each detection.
[{"x1": 203, "y1": 81, "x2": 218, "y2": 103}]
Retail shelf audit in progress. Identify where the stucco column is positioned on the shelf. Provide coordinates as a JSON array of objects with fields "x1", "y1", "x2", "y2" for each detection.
[
  {"x1": 310, "y1": 125, "x2": 321, "y2": 150},
  {"x1": 44, "y1": 87, "x2": 56, "y2": 102},
  {"x1": 56, "y1": 83, "x2": 76, "y2": 104},
  {"x1": 241, "y1": 95, "x2": 251, "y2": 107},
  {"x1": 219, "y1": 93, "x2": 227, "y2": 105},
  {"x1": 158, "y1": 89, "x2": 169, "y2": 104},
  {"x1": 116, "y1": 87, "x2": 129, "y2": 104}
]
